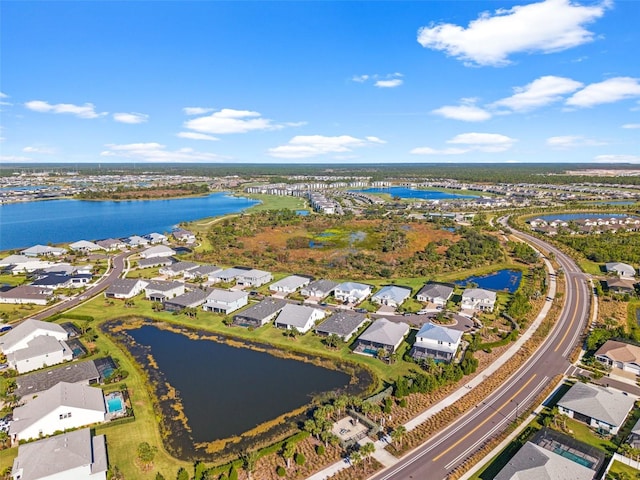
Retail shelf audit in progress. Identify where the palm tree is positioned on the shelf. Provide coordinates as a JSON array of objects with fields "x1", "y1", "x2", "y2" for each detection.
[
  {"x1": 333, "y1": 395, "x2": 349, "y2": 418},
  {"x1": 282, "y1": 442, "x2": 295, "y2": 469},
  {"x1": 325, "y1": 333, "x2": 341, "y2": 349},
  {"x1": 350, "y1": 451, "x2": 362, "y2": 469},
  {"x1": 390, "y1": 425, "x2": 407, "y2": 449},
  {"x1": 360, "y1": 442, "x2": 376, "y2": 465},
  {"x1": 242, "y1": 450, "x2": 259, "y2": 480}
]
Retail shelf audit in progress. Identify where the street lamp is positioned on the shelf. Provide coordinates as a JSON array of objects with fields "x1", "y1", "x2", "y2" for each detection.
[{"x1": 511, "y1": 400, "x2": 520, "y2": 422}]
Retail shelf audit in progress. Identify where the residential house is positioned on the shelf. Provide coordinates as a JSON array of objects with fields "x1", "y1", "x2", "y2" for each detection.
[
  {"x1": 605, "y1": 262, "x2": 637, "y2": 278},
  {"x1": 0, "y1": 254, "x2": 31, "y2": 268},
  {"x1": 211, "y1": 267, "x2": 249, "y2": 284},
  {"x1": 237, "y1": 269, "x2": 273, "y2": 288},
  {"x1": 16, "y1": 360, "x2": 101, "y2": 400},
  {"x1": 274, "y1": 304, "x2": 326, "y2": 334},
  {"x1": 494, "y1": 441, "x2": 595, "y2": 480},
  {"x1": 370, "y1": 285, "x2": 412, "y2": 308},
  {"x1": 269, "y1": 275, "x2": 312, "y2": 294},
  {"x1": 315, "y1": 311, "x2": 368, "y2": 342},
  {"x1": 202, "y1": 289, "x2": 248, "y2": 314},
  {"x1": 163, "y1": 288, "x2": 210, "y2": 312},
  {"x1": 104, "y1": 279, "x2": 148, "y2": 299},
  {"x1": 10, "y1": 382, "x2": 106, "y2": 442},
  {"x1": 138, "y1": 256, "x2": 174, "y2": 269},
  {"x1": 0, "y1": 285, "x2": 53, "y2": 305},
  {"x1": 145, "y1": 232, "x2": 168, "y2": 244},
  {"x1": 604, "y1": 277, "x2": 637, "y2": 294},
  {"x1": 173, "y1": 228, "x2": 196, "y2": 243},
  {"x1": 11, "y1": 428, "x2": 108, "y2": 480},
  {"x1": 144, "y1": 280, "x2": 185, "y2": 302},
  {"x1": 69, "y1": 240, "x2": 103, "y2": 253},
  {"x1": 557, "y1": 382, "x2": 634, "y2": 434},
  {"x1": 300, "y1": 279, "x2": 338, "y2": 299},
  {"x1": 31, "y1": 274, "x2": 72, "y2": 290},
  {"x1": 232, "y1": 298, "x2": 287, "y2": 327},
  {"x1": 595, "y1": 340, "x2": 640, "y2": 376},
  {"x1": 334, "y1": 282, "x2": 372, "y2": 304},
  {"x1": 628, "y1": 418, "x2": 640, "y2": 449},
  {"x1": 96, "y1": 238, "x2": 126, "y2": 251},
  {"x1": 6, "y1": 335, "x2": 74, "y2": 373},
  {"x1": 411, "y1": 322, "x2": 463, "y2": 363},
  {"x1": 461, "y1": 288, "x2": 497, "y2": 312},
  {"x1": 183, "y1": 264, "x2": 223, "y2": 282},
  {"x1": 159, "y1": 261, "x2": 199, "y2": 277},
  {"x1": 8, "y1": 259, "x2": 58, "y2": 275},
  {"x1": 126, "y1": 235, "x2": 149, "y2": 247},
  {"x1": 353, "y1": 318, "x2": 410, "y2": 355},
  {"x1": 139, "y1": 245, "x2": 176, "y2": 259},
  {"x1": 416, "y1": 283, "x2": 454, "y2": 306},
  {"x1": 21, "y1": 245, "x2": 67, "y2": 257},
  {"x1": 0, "y1": 319, "x2": 68, "y2": 354}
]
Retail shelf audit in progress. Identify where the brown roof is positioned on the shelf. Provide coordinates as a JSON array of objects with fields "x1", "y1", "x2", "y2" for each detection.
[{"x1": 595, "y1": 340, "x2": 640, "y2": 364}]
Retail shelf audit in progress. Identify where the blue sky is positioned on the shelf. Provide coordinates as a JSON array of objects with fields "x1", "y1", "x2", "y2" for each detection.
[{"x1": 1, "y1": 0, "x2": 639, "y2": 164}]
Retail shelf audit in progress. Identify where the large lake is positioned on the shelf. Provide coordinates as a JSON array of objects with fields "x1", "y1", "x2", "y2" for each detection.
[
  {"x1": 353, "y1": 187, "x2": 478, "y2": 200},
  {"x1": 124, "y1": 324, "x2": 353, "y2": 458},
  {"x1": 0, "y1": 193, "x2": 258, "y2": 250}
]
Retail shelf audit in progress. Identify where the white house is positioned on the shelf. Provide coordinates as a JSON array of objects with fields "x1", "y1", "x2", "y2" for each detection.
[
  {"x1": 0, "y1": 319, "x2": 68, "y2": 354},
  {"x1": 411, "y1": 322, "x2": 463, "y2": 363},
  {"x1": 269, "y1": 275, "x2": 312, "y2": 294},
  {"x1": 300, "y1": 279, "x2": 338, "y2": 300},
  {"x1": 370, "y1": 285, "x2": 411, "y2": 308},
  {"x1": 183, "y1": 264, "x2": 223, "y2": 282},
  {"x1": 237, "y1": 269, "x2": 273, "y2": 287},
  {"x1": 274, "y1": 304, "x2": 326, "y2": 334},
  {"x1": 416, "y1": 283, "x2": 454, "y2": 306},
  {"x1": 334, "y1": 282, "x2": 372, "y2": 304},
  {"x1": 202, "y1": 289, "x2": 249, "y2": 314},
  {"x1": 159, "y1": 261, "x2": 199, "y2": 277},
  {"x1": 21, "y1": 245, "x2": 67, "y2": 257},
  {"x1": 140, "y1": 245, "x2": 176, "y2": 259},
  {"x1": 104, "y1": 279, "x2": 148, "y2": 299},
  {"x1": 557, "y1": 382, "x2": 635, "y2": 435},
  {"x1": 144, "y1": 280, "x2": 185, "y2": 302},
  {"x1": 461, "y1": 288, "x2": 497, "y2": 312},
  {"x1": 173, "y1": 228, "x2": 196, "y2": 243},
  {"x1": 605, "y1": 262, "x2": 637, "y2": 278},
  {"x1": 0, "y1": 254, "x2": 31, "y2": 268},
  {"x1": 0, "y1": 285, "x2": 53, "y2": 306},
  {"x1": 126, "y1": 235, "x2": 149, "y2": 247},
  {"x1": 10, "y1": 382, "x2": 106, "y2": 442},
  {"x1": 211, "y1": 267, "x2": 247, "y2": 284},
  {"x1": 12, "y1": 428, "x2": 108, "y2": 480},
  {"x1": 6, "y1": 335, "x2": 73, "y2": 373},
  {"x1": 595, "y1": 340, "x2": 640, "y2": 376},
  {"x1": 69, "y1": 240, "x2": 103, "y2": 253},
  {"x1": 146, "y1": 232, "x2": 168, "y2": 244}
]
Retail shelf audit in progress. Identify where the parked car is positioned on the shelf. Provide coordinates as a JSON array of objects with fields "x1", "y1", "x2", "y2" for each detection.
[{"x1": 0, "y1": 325, "x2": 12, "y2": 333}]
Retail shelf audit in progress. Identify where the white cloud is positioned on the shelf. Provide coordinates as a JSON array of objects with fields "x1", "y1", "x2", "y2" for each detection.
[
  {"x1": 177, "y1": 132, "x2": 219, "y2": 141},
  {"x1": 24, "y1": 100, "x2": 106, "y2": 119},
  {"x1": 492, "y1": 76, "x2": 583, "y2": 112},
  {"x1": 411, "y1": 132, "x2": 517, "y2": 155},
  {"x1": 622, "y1": 123, "x2": 640, "y2": 129},
  {"x1": 594, "y1": 154, "x2": 640, "y2": 163},
  {"x1": 432, "y1": 104, "x2": 492, "y2": 122},
  {"x1": 0, "y1": 155, "x2": 32, "y2": 162},
  {"x1": 566, "y1": 77, "x2": 640, "y2": 107},
  {"x1": 375, "y1": 79, "x2": 403, "y2": 88},
  {"x1": 23, "y1": 146, "x2": 57, "y2": 154},
  {"x1": 352, "y1": 75, "x2": 370, "y2": 83},
  {"x1": 184, "y1": 108, "x2": 285, "y2": 135},
  {"x1": 0, "y1": 92, "x2": 11, "y2": 106},
  {"x1": 0, "y1": 92, "x2": 7, "y2": 98},
  {"x1": 417, "y1": 0, "x2": 609, "y2": 66},
  {"x1": 113, "y1": 112, "x2": 149, "y2": 124},
  {"x1": 183, "y1": 107, "x2": 215, "y2": 115},
  {"x1": 546, "y1": 135, "x2": 606, "y2": 148},
  {"x1": 268, "y1": 135, "x2": 385, "y2": 159},
  {"x1": 100, "y1": 142, "x2": 222, "y2": 163}
]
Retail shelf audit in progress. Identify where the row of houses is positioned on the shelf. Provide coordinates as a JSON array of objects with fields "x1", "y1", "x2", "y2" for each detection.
[{"x1": 528, "y1": 216, "x2": 640, "y2": 236}]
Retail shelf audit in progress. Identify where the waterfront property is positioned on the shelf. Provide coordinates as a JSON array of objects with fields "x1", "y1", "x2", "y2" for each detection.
[
  {"x1": 353, "y1": 318, "x2": 410, "y2": 356},
  {"x1": 273, "y1": 303, "x2": 326, "y2": 333},
  {"x1": 416, "y1": 283, "x2": 454, "y2": 306},
  {"x1": 461, "y1": 288, "x2": 497, "y2": 312},
  {"x1": 595, "y1": 340, "x2": 640, "y2": 376},
  {"x1": 411, "y1": 322, "x2": 463, "y2": 363},
  {"x1": 370, "y1": 285, "x2": 412, "y2": 308},
  {"x1": 6, "y1": 335, "x2": 74, "y2": 373},
  {"x1": 233, "y1": 298, "x2": 287, "y2": 327},
  {"x1": 144, "y1": 280, "x2": 186, "y2": 302},
  {"x1": 163, "y1": 288, "x2": 211, "y2": 312},
  {"x1": 21, "y1": 244, "x2": 67, "y2": 257},
  {"x1": 11, "y1": 428, "x2": 108, "y2": 480},
  {"x1": 557, "y1": 382, "x2": 634, "y2": 435},
  {"x1": 10, "y1": 382, "x2": 106, "y2": 442},
  {"x1": 15, "y1": 359, "x2": 101, "y2": 400},
  {"x1": 315, "y1": 311, "x2": 368, "y2": 342},
  {"x1": 202, "y1": 289, "x2": 249, "y2": 314},
  {"x1": 69, "y1": 240, "x2": 103, "y2": 253},
  {"x1": 0, "y1": 318, "x2": 68, "y2": 354}
]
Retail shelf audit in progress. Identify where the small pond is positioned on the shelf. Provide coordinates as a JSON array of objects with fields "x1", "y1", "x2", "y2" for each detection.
[
  {"x1": 296, "y1": 210, "x2": 310, "y2": 216},
  {"x1": 113, "y1": 322, "x2": 363, "y2": 459},
  {"x1": 352, "y1": 186, "x2": 478, "y2": 200},
  {"x1": 455, "y1": 269, "x2": 522, "y2": 293}
]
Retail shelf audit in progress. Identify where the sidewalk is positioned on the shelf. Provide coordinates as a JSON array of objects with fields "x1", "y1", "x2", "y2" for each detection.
[{"x1": 306, "y1": 255, "x2": 557, "y2": 479}]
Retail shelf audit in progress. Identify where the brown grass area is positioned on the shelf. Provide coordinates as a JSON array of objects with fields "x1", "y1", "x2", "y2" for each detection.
[{"x1": 597, "y1": 297, "x2": 629, "y2": 328}]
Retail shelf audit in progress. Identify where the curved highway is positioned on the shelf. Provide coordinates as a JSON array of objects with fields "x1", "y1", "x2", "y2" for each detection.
[{"x1": 371, "y1": 221, "x2": 591, "y2": 480}]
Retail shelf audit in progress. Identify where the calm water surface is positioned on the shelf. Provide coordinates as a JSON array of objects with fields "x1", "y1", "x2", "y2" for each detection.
[
  {"x1": 455, "y1": 269, "x2": 522, "y2": 293},
  {"x1": 0, "y1": 193, "x2": 258, "y2": 250},
  {"x1": 127, "y1": 325, "x2": 350, "y2": 443},
  {"x1": 353, "y1": 187, "x2": 478, "y2": 200}
]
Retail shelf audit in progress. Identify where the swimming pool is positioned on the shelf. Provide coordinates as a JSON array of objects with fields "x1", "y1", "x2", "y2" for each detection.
[{"x1": 107, "y1": 395, "x2": 125, "y2": 414}]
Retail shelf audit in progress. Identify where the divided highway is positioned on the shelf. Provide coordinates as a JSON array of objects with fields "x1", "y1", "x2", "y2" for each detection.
[{"x1": 372, "y1": 222, "x2": 591, "y2": 480}]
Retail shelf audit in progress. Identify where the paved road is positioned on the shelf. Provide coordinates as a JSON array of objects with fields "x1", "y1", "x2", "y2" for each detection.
[
  {"x1": 371, "y1": 221, "x2": 591, "y2": 480},
  {"x1": 31, "y1": 251, "x2": 130, "y2": 320}
]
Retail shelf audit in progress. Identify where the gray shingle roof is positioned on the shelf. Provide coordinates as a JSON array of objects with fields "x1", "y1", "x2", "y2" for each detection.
[
  {"x1": 302, "y1": 279, "x2": 338, "y2": 296},
  {"x1": 275, "y1": 304, "x2": 322, "y2": 329},
  {"x1": 357, "y1": 318, "x2": 410, "y2": 347},
  {"x1": 494, "y1": 442, "x2": 594, "y2": 480},
  {"x1": 145, "y1": 280, "x2": 184, "y2": 292},
  {"x1": 316, "y1": 311, "x2": 367, "y2": 337},
  {"x1": 235, "y1": 298, "x2": 287, "y2": 322},
  {"x1": 164, "y1": 289, "x2": 210, "y2": 308},
  {"x1": 605, "y1": 262, "x2": 636, "y2": 277},
  {"x1": 205, "y1": 289, "x2": 248, "y2": 304},
  {"x1": 416, "y1": 322, "x2": 463, "y2": 344},
  {"x1": 417, "y1": 283, "x2": 454, "y2": 300},
  {"x1": 164, "y1": 261, "x2": 199, "y2": 274},
  {"x1": 0, "y1": 318, "x2": 67, "y2": 353},
  {"x1": 7, "y1": 335, "x2": 71, "y2": 363},
  {"x1": 371, "y1": 285, "x2": 411, "y2": 304},
  {"x1": 558, "y1": 382, "x2": 635, "y2": 427},
  {"x1": 12, "y1": 428, "x2": 108, "y2": 480},
  {"x1": 462, "y1": 288, "x2": 497, "y2": 301},
  {"x1": 270, "y1": 275, "x2": 312, "y2": 291},
  {"x1": 0, "y1": 285, "x2": 52, "y2": 303},
  {"x1": 16, "y1": 360, "x2": 100, "y2": 398},
  {"x1": 105, "y1": 278, "x2": 145, "y2": 296}
]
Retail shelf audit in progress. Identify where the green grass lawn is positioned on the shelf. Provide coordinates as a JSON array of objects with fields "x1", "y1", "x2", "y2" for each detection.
[
  {"x1": 578, "y1": 260, "x2": 604, "y2": 276},
  {"x1": 0, "y1": 274, "x2": 26, "y2": 287},
  {"x1": 0, "y1": 303, "x2": 47, "y2": 323},
  {"x1": 608, "y1": 459, "x2": 640, "y2": 478},
  {"x1": 243, "y1": 194, "x2": 309, "y2": 212}
]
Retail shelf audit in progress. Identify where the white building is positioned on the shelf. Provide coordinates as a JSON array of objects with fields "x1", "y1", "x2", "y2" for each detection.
[
  {"x1": 12, "y1": 428, "x2": 108, "y2": 480},
  {"x1": 461, "y1": 288, "x2": 497, "y2": 312},
  {"x1": 202, "y1": 289, "x2": 249, "y2": 314},
  {"x1": 274, "y1": 304, "x2": 326, "y2": 333},
  {"x1": 416, "y1": 283, "x2": 454, "y2": 306},
  {"x1": 10, "y1": 382, "x2": 106, "y2": 442},
  {"x1": 21, "y1": 245, "x2": 67, "y2": 257},
  {"x1": 140, "y1": 245, "x2": 176, "y2": 259},
  {"x1": 411, "y1": 322, "x2": 463, "y2": 363},
  {"x1": 370, "y1": 285, "x2": 412, "y2": 308},
  {"x1": 104, "y1": 279, "x2": 148, "y2": 299},
  {"x1": 236, "y1": 269, "x2": 273, "y2": 287},
  {"x1": 269, "y1": 275, "x2": 311, "y2": 294},
  {"x1": 69, "y1": 240, "x2": 103, "y2": 253},
  {"x1": 7, "y1": 335, "x2": 73, "y2": 373},
  {"x1": 0, "y1": 319, "x2": 68, "y2": 355},
  {"x1": 334, "y1": 282, "x2": 372, "y2": 304},
  {"x1": 605, "y1": 262, "x2": 637, "y2": 278}
]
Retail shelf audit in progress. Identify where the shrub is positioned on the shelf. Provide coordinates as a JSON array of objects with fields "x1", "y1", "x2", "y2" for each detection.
[
  {"x1": 229, "y1": 466, "x2": 238, "y2": 480},
  {"x1": 316, "y1": 444, "x2": 325, "y2": 456},
  {"x1": 294, "y1": 452, "x2": 305, "y2": 466},
  {"x1": 399, "y1": 398, "x2": 407, "y2": 408},
  {"x1": 276, "y1": 466, "x2": 286, "y2": 477}
]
